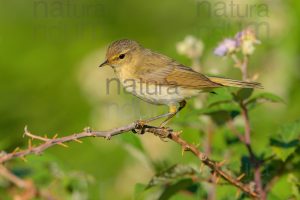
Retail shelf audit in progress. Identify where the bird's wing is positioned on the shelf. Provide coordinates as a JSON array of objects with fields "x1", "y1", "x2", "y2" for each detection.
[{"x1": 135, "y1": 51, "x2": 221, "y2": 89}]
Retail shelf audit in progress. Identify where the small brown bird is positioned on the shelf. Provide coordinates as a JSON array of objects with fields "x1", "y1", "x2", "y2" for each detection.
[{"x1": 99, "y1": 39, "x2": 262, "y2": 127}]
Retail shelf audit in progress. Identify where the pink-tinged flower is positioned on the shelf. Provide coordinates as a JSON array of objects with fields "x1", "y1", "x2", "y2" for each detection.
[
  {"x1": 235, "y1": 29, "x2": 261, "y2": 55},
  {"x1": 214, "y1": 39, "x2": 238, "y2": 56}
]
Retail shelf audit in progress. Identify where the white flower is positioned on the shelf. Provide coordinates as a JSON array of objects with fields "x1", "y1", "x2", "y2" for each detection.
[
  {"x1": 176, "y1": 35, "x2": 204, "y2": 59},
  {"x1": 235, "y1": 29, "x2": 261, "y2": 55}
]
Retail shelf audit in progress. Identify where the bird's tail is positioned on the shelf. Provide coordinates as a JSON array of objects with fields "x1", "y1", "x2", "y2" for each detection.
[{"x1": 208, "y1": 76, "x2": 263, "y2": 89}]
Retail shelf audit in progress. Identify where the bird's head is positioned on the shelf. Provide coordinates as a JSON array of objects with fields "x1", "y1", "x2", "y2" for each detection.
[{"x1": 99, "y1": 39, "x2": 142, "y2": 69}]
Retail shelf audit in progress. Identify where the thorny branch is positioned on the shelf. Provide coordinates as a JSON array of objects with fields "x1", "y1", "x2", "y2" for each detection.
[
  {"x1": 0, "y1": 164, "x2": 29, "y2": 188},
  {"x1": 0, "y1": 164, "x2": 37, "y2": 200},
  {"x1": 229, "y1": 53, "x2": 266, "y2": 200},
  {"x1": 0, "y1": 119, "x2": 258, "y2": 198},
  {"x1": 240, "y1": 101, "x2": 266, "y2": 200}
]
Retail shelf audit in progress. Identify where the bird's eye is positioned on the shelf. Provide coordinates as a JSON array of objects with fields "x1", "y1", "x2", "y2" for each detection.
[{"x1": 119, "y1": 54, "x2": 125, "y2": 59}]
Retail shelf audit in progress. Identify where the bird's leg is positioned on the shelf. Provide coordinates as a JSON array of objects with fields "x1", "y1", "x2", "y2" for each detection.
[
  {"x1": 159, "y1": 100, "x2": 186, "y2": 128},
  {"x1": 132, "y1": 112, "x2": 174, "y2": 134},
  {"x1": 133, "y1": 100, "x2": 186, "y2": 133},
  {"x1": 143, "y1": 112, "x2": 174, "y2": 123}
]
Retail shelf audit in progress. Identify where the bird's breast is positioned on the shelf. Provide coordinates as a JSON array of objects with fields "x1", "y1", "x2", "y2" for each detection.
[
  {"x1": 118, "y1": 77, "x2": 199, "y2": 105},
  {"x1": 115, "y1": 65, "x2": 200, "y2": 105}
]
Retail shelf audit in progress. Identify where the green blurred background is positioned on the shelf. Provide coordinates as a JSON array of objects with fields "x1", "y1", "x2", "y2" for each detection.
[{"x1": 0, "y1": 0, "x2": 299, "y2": 199}]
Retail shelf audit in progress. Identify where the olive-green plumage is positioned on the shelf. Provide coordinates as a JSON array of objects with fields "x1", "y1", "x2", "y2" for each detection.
[{"x1": 99, "y1": 39, "x2": 262, "y2": 126}]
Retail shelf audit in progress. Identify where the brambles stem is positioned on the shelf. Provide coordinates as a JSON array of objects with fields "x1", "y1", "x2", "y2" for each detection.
[{"x1": 0, "y1": 118, "x2": 258, "y2": 198}]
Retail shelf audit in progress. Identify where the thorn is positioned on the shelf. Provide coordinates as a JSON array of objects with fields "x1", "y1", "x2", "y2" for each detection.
[
  {"x1": 28, "y1": 139, "x2": 32, "y2": 149},
  {"x1": 181, "y1": 146, "x2": 185, "y2": 156},
  {"x1": 44, "y1": 134, "x2": 48, "y2": 139},
  {"x1": 215, "y1": 175, "x2": 220, "y2": 184},
  {"x1": 195, "y1": 143, "x2": 200, "y2": 148},
  {"x1": 235, "y1": 189, "x2": 241, "y2": 198},
  {"x1": 57, "y1": 143, "x2": 68, "y2": 148},
  {"x1": 217, "y1": 159, "x2": 227, "y2": 167},
  {"x1": 53, "y1": 134, "x2": 58, "y2": 139},
  {"x1": 237, "y1": 173, "x2": 245, "y2": 181},
  {"x1": 20, "y1": 156, "x2": 27, "y2": 162},
  {"x1": 211, "y1": 171, "x2": 217, "y2": 182},
  {"x1": 181, "y1": 145, "x2": 189, "y2": 156},
  {"x1": 174, "y1": 130, "x2": 183, "y2": 136},
  {"x1": 23, "y1": 125, "x2": 28, "y2": 137},
  {"x1": 212, "y1": 171, "x2": 217, "y2": 178},
  {"x1": 199, "y1": 163, "x2": 204, "y2": 173},
  {"x1": 13, "y1": 147, "x2": 20, "y2": 153},
  {"x1": 73, "y1": 138, "x2": 83, "y2": 143}
]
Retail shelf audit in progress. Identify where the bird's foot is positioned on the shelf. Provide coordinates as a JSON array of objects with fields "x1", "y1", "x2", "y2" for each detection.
[
  {"x1": 132, "y1": 120, "x2": 147, "y2": 134},
  {"x1": 159, "y1": 117, "x2": 173, "y2": 128}
]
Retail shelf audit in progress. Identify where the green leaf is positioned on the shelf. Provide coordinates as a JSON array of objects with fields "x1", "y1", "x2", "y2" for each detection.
[
  {"x1": 271, "y1": 146, "x2": 296, "y2": 162},
  {"x1": 288, "y1": 174, "x2": 300, "y2": 199},
  {"x1": 246, "y1": 92, "x2": 284, "y2": 107},
  {"x1": 147, "y1": 164, "x2": 196, "y2": 188},
  {"x1": 234, "y1": 88, "x2": 253, "y2": 101},
  {"x1": 270, "y1": 120, "x2": 300, "y2": 161},
  {"x1": 199, "y1": 102, "x2": 240, "y2": 125},
  {"x1": 199, "y1": 102, "x2": 240, "y2": 114},
  {"x1": 240, "y1": 156, "x2": 254, "y2": 182},
  {"x1": 206, "y1": 88, "x2": 233, "y2": 107},
  {"x1": 151, "y1": 160, "x2": 171, "y2": 174},
  {"x1": 134, "y1": 183, "x2": 147, "y2": 200},
  {"x1": 158, "y1": 179, "x2": 194, "y2": 200}
]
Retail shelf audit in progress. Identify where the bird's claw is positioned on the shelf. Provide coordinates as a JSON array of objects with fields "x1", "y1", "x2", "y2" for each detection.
[
  {"x1": 135, "y1": 120, "x2": 146, "y2": 129},
  {"x1": 132, "y1": 129, "x2": 145, "y2": 135},
  {"x1": 132, "y1": 120, "x2": 147, "y2": 134}
]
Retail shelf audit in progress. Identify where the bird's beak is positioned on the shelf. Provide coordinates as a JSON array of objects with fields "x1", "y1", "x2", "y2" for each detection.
[{"x1": 99, "y1": 59, "x2": 108, "y2": 68}]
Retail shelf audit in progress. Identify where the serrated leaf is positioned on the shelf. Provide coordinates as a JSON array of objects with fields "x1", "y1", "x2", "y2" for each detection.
[
  {"x1": 147, "y1": 164, "x2": 196, "y2": 188},
  {"x1": 246, "y1": 92, "x2": 284, "y2": 107},
  {"x1": 206, "y1": 88, "x2": 233, "y2": 107},
  {"x1": 288, "y1": 174, "x2": 300, "y2": 199},
  {"x1": 271, "y1": 146, "x2": 296, "y2": 162},
  {"x1": 273, "y1": 120, "x2": 300, "y2": 143},
  {"x1": 199, "y1": 102, "x2": 240, "y2": 115},
  {"x1": 199, "y1": 102, "x2": 240, "y2": 125},
  {"x1": 270, "y1": 120, "x2": 300, "y2": 161}
]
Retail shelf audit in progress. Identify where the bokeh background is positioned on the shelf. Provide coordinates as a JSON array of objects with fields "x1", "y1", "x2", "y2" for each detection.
[{"x1": 0, "y1": 0, "x2": 299, "y2": 199}]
